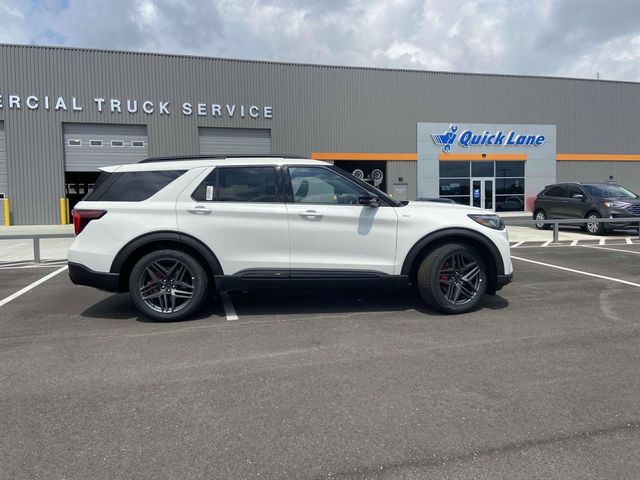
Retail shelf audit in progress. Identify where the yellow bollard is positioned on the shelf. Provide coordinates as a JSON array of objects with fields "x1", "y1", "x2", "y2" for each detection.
[
  {"x1": 59, "y1": 197, "x2": 67, "y2": 224},
  {"x1": 65, "y1": 197, "x2": 71, "y2": 224},
  {"x1": 3, "y1": 197, "x2": 9, "y2": 226}
]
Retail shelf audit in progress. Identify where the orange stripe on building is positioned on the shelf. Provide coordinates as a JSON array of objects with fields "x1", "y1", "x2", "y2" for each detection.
[
  {"x1": 310, "y1": 152, "x2": 417, "y2": 161},
  {"x1": 439, "y1": 153, "x2": 527, "y2": 161},
  {"x1": 556, "y1": 154, "x2": 640, "y2": 161}
]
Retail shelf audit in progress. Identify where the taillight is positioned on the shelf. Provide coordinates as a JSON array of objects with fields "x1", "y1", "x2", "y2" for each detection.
[{"x1": 73, "y1": 209, "x2": 107, "y2": 235}]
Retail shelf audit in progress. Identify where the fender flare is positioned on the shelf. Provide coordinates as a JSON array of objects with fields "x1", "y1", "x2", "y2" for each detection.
[
  {"x1": 400, "y1": 227, "x2": 505, "y2": 276},
  {"x1": 109, "y1": 231, "x2": 224, "y2": 276}
]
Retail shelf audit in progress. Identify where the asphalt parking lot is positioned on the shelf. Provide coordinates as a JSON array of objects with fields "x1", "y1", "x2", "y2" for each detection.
[{"x1": 1, "y1": 243, "x2": 640, "y2": 479}]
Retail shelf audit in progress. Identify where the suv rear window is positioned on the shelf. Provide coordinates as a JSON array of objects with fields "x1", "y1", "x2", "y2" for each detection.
[{"x1": 86, "y1": 170, "x2": 185, "y2": 202}]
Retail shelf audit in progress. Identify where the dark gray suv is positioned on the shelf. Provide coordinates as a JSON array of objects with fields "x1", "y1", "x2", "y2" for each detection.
[{"x1": 533, "y1": 182, "x2": 640, "y2": 234}]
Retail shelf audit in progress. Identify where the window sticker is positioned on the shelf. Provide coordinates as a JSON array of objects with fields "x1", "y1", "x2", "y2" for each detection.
[{"x1": 206, "y1": 185, "x2": 214, "y2": 201}]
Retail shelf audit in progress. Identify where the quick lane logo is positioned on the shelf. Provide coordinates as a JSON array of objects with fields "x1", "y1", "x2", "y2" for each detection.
[
  {"x1": 431, "y1": 125, "x2": 458, "y2": 152},
  {"x1": 432, "y1": 124, "x2": 546, "y2": 152}
]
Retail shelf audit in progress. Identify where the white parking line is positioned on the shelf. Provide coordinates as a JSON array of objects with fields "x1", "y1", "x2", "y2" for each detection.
[
  {"x1": 0, "y1": 266, "x2": 68, "y2": 308},
  {"x1": 541, "y1": 241, "x2": 551, "y2": 247},
  {"x1": 220, "y1": 292, "x2": 238, "y2": 321},
  {"x1": 580, "y1": 245, "x2": 640, "y2": 255},
  {"x1": 511, "y1": 256, "x2": 640, "y2": 288},
  {"x1": 599, "y1": 238, "x2": 606, "y2": 245},
  {"x1": 511, "y1": 241, "x2": 524, "y2": 248},
  {"x1": 570, "y1": 240, "x2": 579, "y2": 246},
  {"x1": 627, "y1": 238, "x2": 633, "y2": 245}
]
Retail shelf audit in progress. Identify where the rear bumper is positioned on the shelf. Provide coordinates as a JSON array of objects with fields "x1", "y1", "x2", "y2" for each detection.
[
  {"x1": 495, "y1": 272, "x2": 513, "y2": 291},
  {"x1": 68, "y1": 262, "x2": 121, "y2": 292}
]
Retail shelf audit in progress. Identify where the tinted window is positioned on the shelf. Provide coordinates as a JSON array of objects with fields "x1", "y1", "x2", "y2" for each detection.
[
  {"x1": 495, "y1": 161, "x2": 525, "y2": 177},
  {"x1": 288, "y1": 167, "x2": 369, "y2": 205},
  {"x1": 439, "y1": 161, "x2": 470, "y2": 177},
  {"x1": 83, "y1": 171, "x2": 113, "y2": 201},
  {"x1": 471, "y1": 161, "x2": 494, "y2": 177},
  {"x1": 496, "y1": 178, "x2": 525, "y2": 195},
  {"x1": 545, "y1": 186, "x2": 567, "y2": 198},
  {"x1": 439, "y1": 179, "x2": 470, "y2": 196},
  {"x1": 582, "y1": 184, "x2": 637, "y2": 198},
  {"x1": 220, "y1": 167, "x2": 276, "y2": 202},
  {"x1": 566, "y1": 185, "x2": 585, "y2": 198},
  {"x1": 496, "y1": 195, "x2": 525, "y2": 212},
  {"x1": 93, "y1": 170, "x2": 185, "y2": 202}
]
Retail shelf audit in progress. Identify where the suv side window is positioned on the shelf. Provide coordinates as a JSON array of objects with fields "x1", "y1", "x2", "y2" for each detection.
[
  {"x1": 288, "y1": 167, "x2": 370, "y2": 205},
  {"x1": 192, "y1": 167, "x2": 277, "y2": 202},
  {"x1": 88, "y1": 170, "x2": 186, "y2": 202},
  {"x1": 566, "y1": 185, "x2": 585, "y2": 198},
  {"x1": 545, "y1": 186, "x2": 567, "y2": 198}
]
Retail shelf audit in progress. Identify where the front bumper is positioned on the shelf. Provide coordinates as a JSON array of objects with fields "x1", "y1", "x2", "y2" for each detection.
[
  {"x1": 495, "y1": 272, "x2": 513, "y2": 291},
  {"x1": 68, "y1": 262, "x2": 121, "y2": 292}
]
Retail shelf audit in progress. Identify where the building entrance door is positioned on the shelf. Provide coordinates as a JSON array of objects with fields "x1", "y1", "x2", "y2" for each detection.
[{"x1": 471, "y1": 178, "x2": 494, "y2": 210}]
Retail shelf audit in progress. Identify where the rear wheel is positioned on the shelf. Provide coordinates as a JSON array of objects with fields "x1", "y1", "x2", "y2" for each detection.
[
  {"x1": 129, "y1": 249, "x2": 208, "y2": 321},
  {"x1": 585, "y1": 211, "x2": 604, "y2": 235},
  {"x1": 534, "y1": 209, "x2": 550, "y2": 230},
  {"x1": 417, "y1": 243, "x2": 487, "y2": 314}
]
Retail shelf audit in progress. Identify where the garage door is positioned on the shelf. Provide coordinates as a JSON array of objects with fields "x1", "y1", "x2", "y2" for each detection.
[
  {"x1": 199, "y1": 128, "x2": 271, "y2": 155},
  {"x1": 63, "y1": 124, "x2": 149, "y2": 171},
  {"x1": 0, "y1": 122, "x2": 7, "y2": 225}
]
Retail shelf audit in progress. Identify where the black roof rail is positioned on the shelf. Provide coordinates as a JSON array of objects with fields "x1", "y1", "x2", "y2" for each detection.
[{"x1": 138, "y1": 154, "x2": 307, "y2": 163}]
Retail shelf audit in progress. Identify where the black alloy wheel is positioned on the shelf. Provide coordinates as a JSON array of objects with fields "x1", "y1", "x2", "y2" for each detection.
[
  {"x1": 129, "y1": 249, "x2": 208, "y2": 321},
  {"x1": 417, "y1": 243, "x2": 487, "y2": 314}
]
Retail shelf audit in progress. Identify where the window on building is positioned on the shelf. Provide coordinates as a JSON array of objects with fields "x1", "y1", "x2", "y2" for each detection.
[
  {"x1": 439, "y1": 161, "x2": 470, "y2": 178},
  {"x1": 132, "y1": 141, "x2": 145, "y2": 147},
  {"x1": 111, "y1": 140, "x2": 125, "y2": 147},
  {"x1": 89, "y1": 140, "x2": 103, "y2": 147},
  {"x1": 471, "y1": 161, "x2": 494, "y2": 177},
  {"x1": 67, "y1": 139, "x2": 81, "y2": 146},
  {"x1": 495, "y1": 161, "x2": 525, "y2": 177}
]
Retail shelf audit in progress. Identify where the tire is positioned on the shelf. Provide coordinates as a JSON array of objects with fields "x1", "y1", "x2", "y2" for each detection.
[
  {"x1": 534, "y1": 209, "x2": 550, "y2": 230},
  {"x1": 129, "y1": 249, "x2": 208, "y2": 321},
  {"x1": 585, "y1": 211, "x2": 604, "y2": 235},
  {"x1": 417, "y1": 243, "x2": 488, "y2": 314}
]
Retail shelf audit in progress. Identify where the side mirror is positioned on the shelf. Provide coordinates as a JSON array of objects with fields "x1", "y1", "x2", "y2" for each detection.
[{"x1": 359, "y1": 194, "x2": 380, "y2": 207}]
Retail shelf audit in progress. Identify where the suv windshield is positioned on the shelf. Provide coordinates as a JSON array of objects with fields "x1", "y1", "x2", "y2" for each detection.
[{"x1": 582, "y1": 184, "x2": 638, "y2": 199}]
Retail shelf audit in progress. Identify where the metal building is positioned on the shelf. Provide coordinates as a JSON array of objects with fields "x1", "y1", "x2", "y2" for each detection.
[{"x1": 1, "y1": 43, "x2": 640, "y2": 224}]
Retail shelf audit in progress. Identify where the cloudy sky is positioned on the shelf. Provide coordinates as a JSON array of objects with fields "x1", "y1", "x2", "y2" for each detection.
[{"x1": 2, "y1": 0, "x2": 640, "y2": 82}]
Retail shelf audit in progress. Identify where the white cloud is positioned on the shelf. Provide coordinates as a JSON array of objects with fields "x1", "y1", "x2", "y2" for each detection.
[{"x1": 3, "y1": 0, "x2": 640, "y2": 82}]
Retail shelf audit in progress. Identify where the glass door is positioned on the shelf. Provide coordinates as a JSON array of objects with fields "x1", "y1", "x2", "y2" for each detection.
[{"x1": 471, "y1": 178, "x2": 495, "y2": 211}]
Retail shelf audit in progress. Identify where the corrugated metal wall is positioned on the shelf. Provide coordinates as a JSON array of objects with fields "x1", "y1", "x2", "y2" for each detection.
[
  {"x1": 1, "y1": 44, "x2": 640, "y2": 223},
  {"x1": 0, "y1": 122, "x2": 6, "y2": 225},
  {"x1": 557, "y1": 161, "x2": 640, "y2": 193},
  {"x1": 198, "y1": 127, "x2": 271, "y2": 155},
  {"x1": 386, "y1": 161, "x2": 418, "y2": 200},
  {"x1": 63, "y1": 123, "x2": 148, "y2": 171}
]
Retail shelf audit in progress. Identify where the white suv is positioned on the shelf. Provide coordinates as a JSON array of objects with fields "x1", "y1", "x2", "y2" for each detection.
[{"x1": 68, "y1": 155, "x2": 513, "y2": 321}]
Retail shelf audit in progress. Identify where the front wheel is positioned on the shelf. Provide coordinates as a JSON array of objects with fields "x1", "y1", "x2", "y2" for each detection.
[
  {"x1": 585, "y1": 212, "x2": 604, "y2": 235},
  {"x1": 417, "y1": 243, "x2": 488, "y2": 314},
  {"x1": 129, "y1": 249, "x2": 208, "y2": 321}
]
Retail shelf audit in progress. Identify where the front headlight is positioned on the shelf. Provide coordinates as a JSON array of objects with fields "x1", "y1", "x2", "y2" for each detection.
[
  {"x1": 468, "y1": 214, "x2": 505, "y2": 230},
  {"x1": 603, "y1": 201, "x2": 630, "y2": 208}
]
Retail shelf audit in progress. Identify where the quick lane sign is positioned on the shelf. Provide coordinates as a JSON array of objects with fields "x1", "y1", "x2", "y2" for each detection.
[
  {"x1": 0, "y1": 94, "x2": 273, "y2": 119},
  {"x1": 432, "y1": 124, "x2": 545, "y2": 152}
]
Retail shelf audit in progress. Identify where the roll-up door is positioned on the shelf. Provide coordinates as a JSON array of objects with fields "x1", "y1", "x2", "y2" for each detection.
[
  {"x1": 198, "y1": 127, "x2": 271, "y2": 155},
  {"x1": 0, "y1": 122, "x2": 7, "y2": 225},
  {"x1": 63, "y1": 123, "x2": 148, "y2": 171}
]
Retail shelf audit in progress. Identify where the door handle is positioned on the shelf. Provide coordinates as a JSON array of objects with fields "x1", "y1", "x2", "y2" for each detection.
[
  {"x1": 187, "y1": 206, "x2": 212, "y2": 215},
  {"x1": 300, "y1": 210, "x2": 323, "y2": 219}
]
